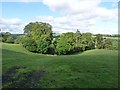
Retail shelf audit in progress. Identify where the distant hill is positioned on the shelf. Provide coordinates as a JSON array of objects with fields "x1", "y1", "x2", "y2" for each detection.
[{"x1": 12, "y1": 34, "x2": 24, "y2": 37}]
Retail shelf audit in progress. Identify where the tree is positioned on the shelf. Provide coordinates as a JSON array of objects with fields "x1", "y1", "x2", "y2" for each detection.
[
  {"x1": 56, "y1": 32, "x2": 75, "y2": 55},
  {"x1": 23, "y1": 22, "x2": 53, "y2": 54},
  {"x1": 24, "y1": 22, "x2": 34, "y2": 34},
  {"x1": 56, "y1": 35, "x2": 70, "y2": 55},
  {"x1": 103, "y1": 38, "x2": 112, "y2": 49},
  {"x1": 6, "y1": 35, "x2": 15, "y2": 43},
  {"x1": 81, "y1": 33, "x2": 95, "y2": 50},
  {"x1": 73, "y1": 30, "x2": 83, "y2": 52},
  {"x1": 22, "y1": 21, "x2": 113, "y2": 55},
  {"x1": 31, "y1": 22, "x2": 53, "y2": 45},
  {"x1": 47, "y1": 44, "x2": 56, "y2": 55},
  {"x1": 95, "y1": 34, "x2": 104, "y2": 49},
  {"x1": 15, "y1": 36, "x2": 23, "y2": 44},
  {"x1": 2, "y1": 32, "x2": 11, "y2": 42},
  {"x1": 36, "y1": 35, "x2": 50, "y2": 53},
  {"x1": 22, "y1": 35, "x2": 37, "y2": 52},
  {"x1": 75, "y1": 30, "x2": 82, "y2": 47}
]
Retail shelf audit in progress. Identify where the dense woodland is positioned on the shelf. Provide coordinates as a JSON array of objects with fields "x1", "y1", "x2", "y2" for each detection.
[{"x1": 1, "y1": 22, "x2": 118, "y2": 55}]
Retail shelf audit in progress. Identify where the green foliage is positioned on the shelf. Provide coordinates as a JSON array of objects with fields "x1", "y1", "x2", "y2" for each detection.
[
  {"x1": 47, "y1": 44, "x2": 56, "y2": 55},
  {"x1": 19, "y1": 22, "x2": 113, "y2": 55},
  {"x1": 36, "y1": 36, "x2": 49, "y2": 54},
  {"x1": 24, "y1": 22, "x2": 34, "y2": 34},
  {"x1": 0, "y1": 38, "x2": 2, "y2": 42},
  {"x1": 32, "y1": 22, "x2": 53, "y2": 43},
  {"x1": 2, "y1": 32, "x2": 11, "y2": 42},
  {"x1": 110, "y1": 38, "x2": 119, "y2": 50},
  {"x1": 74, "y1": 30, "x2": 82, "y2": 47},
  {"x1": 6, "y1": 35, "x2": 15, "y2": 43},
  {"x1": 82, "y1": 33, "x2": 95, "y2": 50},
  {"x1": 22, "y1": 35, "x2": 37, "y2": 52},
  {"x1": 103, "y1": 38, "x2": 112, "y2": 49},
  {"x1": 14, "y1": 36, "x2": 23, "y2": 44},
  {"x1": 56, "y1": 32, "x2": 75, "y2": 55},
  {"x1": 23, "y1": 22, "x2": 53, "y2": 54},
  {"x1": 95, "y1": 34, "x2": 104, "y2": 49}
]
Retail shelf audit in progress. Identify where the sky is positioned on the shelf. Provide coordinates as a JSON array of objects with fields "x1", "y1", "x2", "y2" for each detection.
[{"x1": 0, "y1": 0, "x2": 119, "y2": 34}]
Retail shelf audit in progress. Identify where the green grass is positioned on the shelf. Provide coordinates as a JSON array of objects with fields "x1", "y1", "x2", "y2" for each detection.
[
  {"x1": 2, "y1": 43, "x2": 118, "y2": 88},
  {"x1": 110, "y1": 37, "x2": 120, "y2": 40}
]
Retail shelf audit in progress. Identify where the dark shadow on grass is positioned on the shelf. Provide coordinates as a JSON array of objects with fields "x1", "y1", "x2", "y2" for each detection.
[
  {"x1": 2, "y1": 66, "x2": 45, "y2": 88},
  {"x1": 2, "y1": 49, "x2": 46, "y2": 88}
]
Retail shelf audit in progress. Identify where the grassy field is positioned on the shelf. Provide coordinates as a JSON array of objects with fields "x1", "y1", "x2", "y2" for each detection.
[{"x1": 1, "y1": 43, "x2": 118, "y2": 88}]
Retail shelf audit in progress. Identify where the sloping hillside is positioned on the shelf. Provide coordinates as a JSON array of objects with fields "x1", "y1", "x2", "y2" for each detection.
[{"x1": 2, "y1": 43, "x2": 118, "y2": 88}]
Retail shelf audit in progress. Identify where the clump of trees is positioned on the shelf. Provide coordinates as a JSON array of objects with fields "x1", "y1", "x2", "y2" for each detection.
[
  {"x1": 21, "y1": 22, "x2": 113, "y2": 55},
  {"x1": 0, "y1": 32, "x2": 24, "y2": 44},
  {"x1": 1, "y1": 32, "x2": 15, "y2": 43},
  {"x1": 0, "y1": 22, "x2": 113, "y2": 55}
]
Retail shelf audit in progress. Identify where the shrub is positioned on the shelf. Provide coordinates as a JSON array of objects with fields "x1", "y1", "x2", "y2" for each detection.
[
  {"x1": 6, "y1": 36, "x2": 15, "y2": 43},
  {"x1": 15, "y1": 36, "x2": 23, "y2": 44},
  {"x1": 22, "y1": 35, "x2": 37, "y2": 52}
]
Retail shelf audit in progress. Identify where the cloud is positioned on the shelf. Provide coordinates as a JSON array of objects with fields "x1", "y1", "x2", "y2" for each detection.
[
  {"x1": 38, "y1": 0, "x2": 118, "y2": 34},
  {"x1": 90, "y1": 27, "x2": 118, "y2": 34},
  {"x1": 95, "y1": 7, "x2": 118, "y2": 21},
  {"x1": 1, "y1": 0, "x2": 118, "y2": 34},
  {"x1": 1, "y1": 0, "x2": 42, "y2": 2},
  {"x1": 42, "y1": 0, "x2": 101, "y2": 14},
  {"x1": 36, "y1": 6, "x2": 118, "y2": 34},
  {"x1": 0, "y1": 18, "x2": 24, "y2": 34},
  {"x1": 2, "y1": 0, "x2": 119, "y2": 3},
  {"x1": 42, "y1": 0, "x2": 118, "y2": 20},
  {"x1": 101, "y1": 0, "x2": 119, "y2": 2},
  {"x1": 0, "y1": 18, "x2": 22, "y2": 25},
  {"x1": 36, "y1": 15, "x2": 96, "y2": 33}
]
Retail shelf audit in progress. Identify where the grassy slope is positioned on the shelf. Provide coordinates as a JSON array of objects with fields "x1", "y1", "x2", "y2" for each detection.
[{"x1": 2, "y1": 43, "x2": 118, "y2": 88}]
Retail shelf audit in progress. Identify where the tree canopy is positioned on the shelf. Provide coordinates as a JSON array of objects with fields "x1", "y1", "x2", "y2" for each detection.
[
  {"x1": 2, "y1": 22, "x2": 113, "y2": 55},
  {"x1": 22, "y1": 22, "x2": 53, "y2": 54}
]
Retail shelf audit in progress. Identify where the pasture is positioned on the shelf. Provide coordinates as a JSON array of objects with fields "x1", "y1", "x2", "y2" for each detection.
[{"x1": 1, "y1": 43, "x2": 118, "y2": 88}]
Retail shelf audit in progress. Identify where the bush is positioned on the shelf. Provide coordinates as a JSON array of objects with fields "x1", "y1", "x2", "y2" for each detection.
[
  {"x1": 47, "y1": 44, "x2": 56, "y2": 55},
  {"x1": 22, "y1": 35, "x2": 37, "y2": 52},
  {"x1": 103, "y1": 38, "x2": 112, "y2": 49},
  {"x1": 15, "y1": 36, "x2": 23, "y2": 44},
  {"x1": 6, "y1": 36, "x2": 15, "y2": 43},
  {"x1": 36, "y1": 36, "x2": 49, "y2": 54},
  {"x1": 2, "y1": 32, "x2": 11, "y2": 42},
  {"x1": 0, "y1": 38, "x2": 2, "y2": 42}
]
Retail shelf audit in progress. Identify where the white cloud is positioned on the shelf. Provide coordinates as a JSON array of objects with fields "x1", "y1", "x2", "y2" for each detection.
[
  {"x1": 36, "y1": 6, "x2": 118, "y2": 34},
  {"x1": 42, "y1": 0, "x2": 118, "y2": 20},
  {"x1": 1, "y1": 0, "x2": 118, "y2": 34},
  {"x1": 0, "y1": 18, "x2": 22, "y2": 25},
  {"x1": 1, "y1": 0, "x2": 119, "y2": 2},
  {"x1": 101, "y1": 0, "x2": 119, "y2": 2},
  {"x1": 1, "y1": 0, "x2": 42, "y2": 2},
  {"x1": 36, "y1": 15, "x2": 96, "y2": 33},
  {"x1": 39, "y1": 0, "x2": 118, "y2": 34},
  {"x1": 91, "y1": 27, "x2": 118, "y2": 34},
  {"x1": 95, "y1": 7, "x2": 118, "y2": 21},
  {"x1": 0, "y1": 18, "x2": 24, "y2": 34},
  {"x1": 42, "y1": 0, "x2": 101, "y2": 14}
]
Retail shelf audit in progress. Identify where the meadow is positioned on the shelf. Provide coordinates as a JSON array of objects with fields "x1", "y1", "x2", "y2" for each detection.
[{"x1": 1, "y1": 43, "x2": 118, "y2": 88}]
